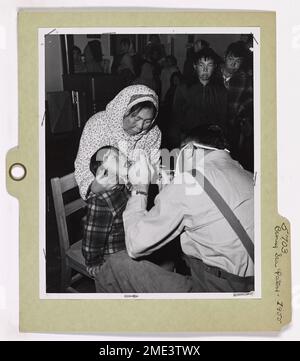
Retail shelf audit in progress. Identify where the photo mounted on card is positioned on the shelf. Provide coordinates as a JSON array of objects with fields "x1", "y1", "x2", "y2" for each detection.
[{"x1": 6, "y1": 10, "x2": 291, "y2": 332}]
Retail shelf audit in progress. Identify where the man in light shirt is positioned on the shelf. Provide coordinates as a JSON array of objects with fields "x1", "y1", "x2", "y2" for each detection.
[{"x1": 95, "y1": 125, "x2": 254, "y2": 293}]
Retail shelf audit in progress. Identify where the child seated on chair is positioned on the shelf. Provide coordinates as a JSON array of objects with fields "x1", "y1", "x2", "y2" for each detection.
[{"x1": 82, "y1": 145, "x2": 131, "y2": 278}]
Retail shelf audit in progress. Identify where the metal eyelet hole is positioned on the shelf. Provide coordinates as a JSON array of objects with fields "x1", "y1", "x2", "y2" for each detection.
[{"x1": 9, "y1": 163, "x2": 27, "y2": 181}]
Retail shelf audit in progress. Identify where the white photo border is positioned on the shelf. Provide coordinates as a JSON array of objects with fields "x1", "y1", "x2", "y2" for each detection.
[{"x1": 39, "y1": 26, "x2": 261, "y2": 300}]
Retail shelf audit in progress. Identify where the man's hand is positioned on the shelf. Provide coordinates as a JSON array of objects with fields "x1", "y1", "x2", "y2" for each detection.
[
  {"x1": 157, "y1": 168, "x2": 174, "y2": 191},
  {"x1": 128, "y1": 153, "x2": 154, "y2": 191},
  {"x1": 86, "y1": 264, "x2": 101, "y2": 278}
]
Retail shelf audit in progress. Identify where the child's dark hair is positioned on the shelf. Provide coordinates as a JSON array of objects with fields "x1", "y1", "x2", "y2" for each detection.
[
  {"x1": 127, "y1": 100, "x2": 157, "y2": 119},
  {"x1": 193, "y1": 47, "x2": 221, "y2": 66},
  {"x1": 89, "y1": 146, "x2": 119, "y2": 176},
  {"x1": 182, "y1": 125, "x2": 229, "y2": 150},
  {"x1": 225, "y1": 41, "x2": 248, "y2": 59}
]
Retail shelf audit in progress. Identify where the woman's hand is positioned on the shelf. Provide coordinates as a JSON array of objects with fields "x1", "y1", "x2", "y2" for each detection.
[
  {"x1": 128, "y1": 153, "x2": 154, "y2": 191},
  {"x1": 90, "y1": 166, "x2": 118, "y2": 194}
]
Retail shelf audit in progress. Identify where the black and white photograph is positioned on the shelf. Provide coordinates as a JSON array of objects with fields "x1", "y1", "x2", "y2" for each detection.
[{"x1": 42, "y1": 28, "x2": 259, "y2": 297}]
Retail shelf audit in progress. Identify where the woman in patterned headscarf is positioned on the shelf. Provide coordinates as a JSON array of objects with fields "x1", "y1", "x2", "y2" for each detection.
[
  {"x1": 75, "y1": 85, "x2": 160, "y2": 279},
  {"x1": 75, "y1": 84, "x2": 161, "y2": 200}
]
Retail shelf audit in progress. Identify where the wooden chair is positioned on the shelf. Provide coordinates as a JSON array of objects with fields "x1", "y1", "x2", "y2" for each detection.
[{"x1": 51, "y1": 172, "x2": 92, "y2": 292}]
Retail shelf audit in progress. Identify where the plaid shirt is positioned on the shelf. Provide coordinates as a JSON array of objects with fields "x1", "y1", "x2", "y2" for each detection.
[
  {"x1": 220, "y1": 68, "x2": 253, "y2": 126},
  {"x1": 82, "y1": 185, "x2": 130, "y2": 267}
]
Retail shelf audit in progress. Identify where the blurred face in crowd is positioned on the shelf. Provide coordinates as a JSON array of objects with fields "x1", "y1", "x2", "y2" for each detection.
[
  {"x1": 120, "y1": 41, "x2": 130, "y2": 54},
  {"x1": 73, "y1": 48, "x2": 82, "y2": 62},
  {"x1": 194, "y1": 57, "x2": 215, "y2": 85},
  {"x1": 151, "y1": 49, "x2": 160, "y2": 62},
  {"x1": 224, "y1": 53, "x2": 243, "y2": 74},
  {"x1": 123, "y1": 107, "x2": 155, "y2": 136}
]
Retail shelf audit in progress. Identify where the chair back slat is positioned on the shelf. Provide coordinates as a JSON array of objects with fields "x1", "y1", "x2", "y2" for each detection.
[
  {"x1": 60, "y1": 173, "x2": 78, "y2": 193},
  {"x1": 51, "y1": 172, "x2": 90, "y2": 292},
  {"x1": 51, "y1": 177, "x2": 70, "y2": 255},
  {"x1": 65, "y1": 198, "x2": 86, "y2": 216},
  {"x1": 51, "y1": 173, "x2": 87, "y2": 254}
]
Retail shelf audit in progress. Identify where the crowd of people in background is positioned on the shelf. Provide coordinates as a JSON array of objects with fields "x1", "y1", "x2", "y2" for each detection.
[{"x1": 72, "y1": 34, "x2": 254, "y2": 172}]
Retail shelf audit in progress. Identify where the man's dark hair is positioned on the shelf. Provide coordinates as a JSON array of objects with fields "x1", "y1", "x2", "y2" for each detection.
[
  {"x1": 225, "y1": 41, "x2": 248, "y2": 59},
  {"x1": 193, "y1": 47, "x2": 221, "y2": 65},
  {"x1": 182, "y1": 125, "x2": 229, "y2": 150}
]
